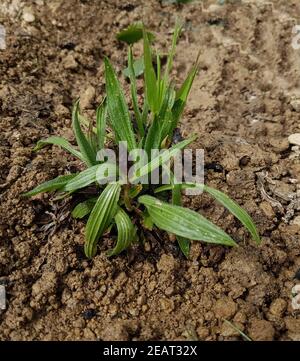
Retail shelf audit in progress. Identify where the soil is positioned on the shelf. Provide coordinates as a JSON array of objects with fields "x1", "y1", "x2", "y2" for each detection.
[{"x1": 0, "y1": 0, "x2": 300, "y2": 341}]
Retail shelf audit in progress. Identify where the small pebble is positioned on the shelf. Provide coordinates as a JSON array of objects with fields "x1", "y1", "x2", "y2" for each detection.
[
  {"x1": 269, "y1": 298, "x2": 287, "y2": 317},
  {"x1": 63, "y1": 53, "x2": 78, "y2": 70},
  {"x1": 260, "y1": 201, "x2": 275, "y2": 219},
  {"x1": 291, "y1": 99, "x2": 300, "y2": 112},
  {"x1": 23, "y1": 9, "x2": 35, "y2": 23},
  {"x1": 288, "y1": 133, "x2": 300, "y2": 146},
  {"x1": 165, "y1": 286, "x2": 174, "y2": 296}
]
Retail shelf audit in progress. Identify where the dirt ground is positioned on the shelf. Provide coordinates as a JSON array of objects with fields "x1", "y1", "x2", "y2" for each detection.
[{"x1": 0, "y1": 0, "x2": 300, "y2": 341}]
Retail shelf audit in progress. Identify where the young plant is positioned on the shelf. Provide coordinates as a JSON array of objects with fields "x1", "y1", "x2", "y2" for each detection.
[{"x1": 23, "y1": 24, "x2": 260, "y2": 258}]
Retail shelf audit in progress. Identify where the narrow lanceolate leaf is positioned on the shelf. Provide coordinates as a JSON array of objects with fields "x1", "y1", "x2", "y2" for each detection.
[
  {"x1": 202, "y1": 185, "x2": 261, "y2": 245},
  {"x1": 163, "y1": 21, "x2": 182, "y2": 83},
  {"x1": 143, "y1": 28, "x2": 159, "y2": 114},
  {"x1": 34, "y1": 136, "x2": 84, "y2": 162},
  {"x1": 64, "y1": 163, "x2": 117, "y2": 192},
  {"x1": 71, "y1": 198, "x2": 97, "y2": 219},
  {"x1": 128, "y1": 47, "x2": 144, "y2": 137},
  {"x1": 107, "y1": 207, "x2": 137, "y2": 256},
  {"x1": 141, "y1": 100, "x2": 149, "y2": 125},
  {"x1": 143, "y1": 115, "x2": 161, "y2": 157},
  {"x1": 85, "y1": 183, "x2": 121, "y2": 258},
  {"x1": 22, "y1": 174, "x2": 77, "y2": 197},
  {"x1": 138, "y1": 195, "x2": 237, "y2": 247},
  {"x1": 154, "y1": 182, "x2": 261, "y2": 245},
  {"x1": 156, "y1": 53, "x2": 162, "y2": 99},
  {"x1": 176, "y1": 61, "x2": 198, "y2": 102},
  {"x1": 96, "y1": 99, "x2": 107, "y2": 150},
  {"x1": 104, "y1": 57, "x2": 137, "y2": 151},
  {"x1": 158, "y1": 85, "x2": 176, "y2": 122},
  {"x1": 130, "y1": 136, "x2": 196, "y2": 183},
  {"x1": 159, "y1": 87, "x2": 176, "y2": 140},
  {"x1": 87, "y1": 119, "x2": 98, "y2": 155},
  {"x1": 170, "y1": 57, "x2": 199, "y2": 132},
  {"x1": 72, "y1": 101, "x2": 97, "y2": 167}
]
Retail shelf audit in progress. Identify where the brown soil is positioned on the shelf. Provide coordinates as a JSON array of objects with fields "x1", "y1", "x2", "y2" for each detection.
[{"x1": 0, "y1": 0, "x2": 300, "y2": 341}]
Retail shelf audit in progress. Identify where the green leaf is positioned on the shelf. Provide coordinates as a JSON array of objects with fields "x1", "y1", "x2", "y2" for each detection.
[
  {"x1": 170, "y1": 176, "x2": 190, "y2": 258},
  {"x1": 128, "y1": 48, "x2": 144, "y2": 137},
  {"x1": 164, "y1": 21, "x2": 182, "y2": 83},
  {"x1": 156, "y1": 53, "x2": 162, "y2": 100},
  {"x1": 104, "y1": 57, "x2": 137, "y2": 152},
  {"x1": 130, "y1": 136, "x2": 196, "y2": 183},
  {"x1": 202, "y1": 185, "x2": 261, "y2": 245},
  {"x1": 155, "y1": 182, "x2": 260, "y2": 245},
  {"x1": 129, "y1": 184, "x2": 143, "y2": 199},
  {"x1": 169, "y1": 57, "x2": 199, "y2": 133},
  {"x1": 142, "y1": 210, "x2": 153, "y2": 230},
  {"x1": 107, "y1": 207, "x2": 137, "y2": 256},
  {"x1": 159, "y1": 86, "x2": 176, "y2": 140},
  {"x1": 143, "y1": 28, "x2": 159, "y2": 114},
  {"x1": 154, "y1": 184, "x2": 174, "y2": 193},
  {"x1": 96, "y1": 99, "x2": 107, "y2": 150},
  {"x1": 143, "y1": 115, "x2": 161, "y2": 157},
  {"x1": 22, "y1": 174, "x2": 77, "y2": 197},
  {"x1": 141, "y1": 99, "x2": 149, "y2": 126},
  {"x1": 85, "y1": 183, "x2": 121, "y2": 258},
  {"x1": 138, "y1": 195, "x2": 237, "y2": 246},
  {"x1": 176, "y1": 63, "x2": 198, "y2": 102},
  {"x1": 116, "y1": 23, "x2": 154, "y2": 44},
  {"x1": 78, "y1": 113, "x2": 97, "y2": 134},
  {"x1": 72, "y1": 101, "x2": 97, "y2": 167},
  {"x1": 87, "y1": 119, "x2": 98, "y2": 155},
  {"x1": 171, "y1": 180, "x2": 181, "y2": 206},
  {"x1": 177, "y1": 237, "x2": 190, "y2": 258},
  {"x1": 63, "y1": 163, "x2": 116, "y2": 192},
  {"x1": 71, "y1": 198, "x2": 97, "y2": 219},
  {"x1": 34, "y1": 136, "x2": 84, "y2": 162},
  {"x1": 159, "y1": 86, "x2": 176, "y2": 121},
  {"x1": 123, "y1": 57, "x2": 144, "y2": 78}
]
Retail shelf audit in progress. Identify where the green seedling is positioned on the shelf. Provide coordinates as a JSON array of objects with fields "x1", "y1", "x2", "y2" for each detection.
[
  {"x1": 116, "y1": 22, "x2": 154, "y2": 44},
  {"x1": 23, "y1": 23, "x2": 260, "y2": 258}
]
